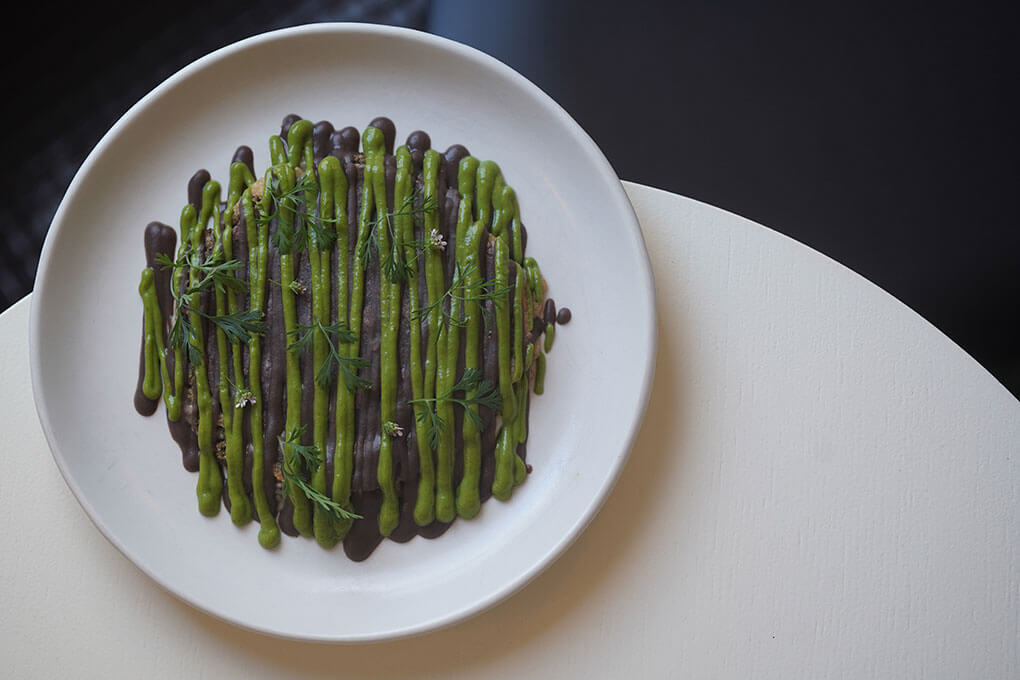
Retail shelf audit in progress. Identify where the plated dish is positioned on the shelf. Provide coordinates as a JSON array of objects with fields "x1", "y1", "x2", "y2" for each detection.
[
  {"x1": 134, "y1": 114, "x2": 569, "y2": 560},
  {"x1": 31, "y1": 24, "x2": 654, "y2": 641}
]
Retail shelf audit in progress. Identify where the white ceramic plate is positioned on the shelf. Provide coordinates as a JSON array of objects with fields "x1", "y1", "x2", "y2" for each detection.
[{"x1": 30, "y1": 23, "x2": 655, "y2": 642}]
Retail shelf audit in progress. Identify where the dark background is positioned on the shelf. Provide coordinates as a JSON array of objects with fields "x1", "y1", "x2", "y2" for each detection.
[{"x1": 4, "y1": 0, "x2": 1018, "y2": 396}]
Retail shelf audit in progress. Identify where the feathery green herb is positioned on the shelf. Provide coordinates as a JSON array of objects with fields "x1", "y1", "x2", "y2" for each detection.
[
  {"x1": 412, "y1": 260, "x2": 513, "y2": 332},
  {"x1": 278, "y1": 427, "x2": 361, "y2": 521},
  {"x1": 357, "y1": 187, "x2": 439, "y2": 282},
  {"x1": 288, "y1": 317, "x2": 370, "y2": 391},
  {"x1": 261, "y1": 171, "x2": 340, "y2": 253},
  {"x1": 156, "y1": 250, "x2": 265, "y2": 362},
  {"x1": 409, "y1": 368, "x2": 501, "y2": 449}
]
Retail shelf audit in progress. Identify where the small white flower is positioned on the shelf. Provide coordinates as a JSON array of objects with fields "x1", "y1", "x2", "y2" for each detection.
[
  {"x1": 382, "y1": 421, "x2": 405, "y2": 438},
  {"x1": 234, "y1": 389, "x2": 256, "y2": 409},
  {"x1": 428, "y1": 228, "x2": 447, "y2": 252},
  {"x1": 289, "y1": 279, "x2": 307, "y2": 295}
]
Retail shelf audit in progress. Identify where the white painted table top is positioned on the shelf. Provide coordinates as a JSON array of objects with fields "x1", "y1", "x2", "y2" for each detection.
[{"x1": 2, "y1": 182, "x2": 1017, "y2": 678}]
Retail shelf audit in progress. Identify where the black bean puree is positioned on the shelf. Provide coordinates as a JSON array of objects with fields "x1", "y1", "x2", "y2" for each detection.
[{"x1": 134, "y1": 116, "x2": 570, "y2": 561}]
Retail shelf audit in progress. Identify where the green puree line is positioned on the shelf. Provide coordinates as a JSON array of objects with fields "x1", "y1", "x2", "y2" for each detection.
[
  {"x1": 241, "y1": 169, "x2": 281, "y2": 549},
  {"x1": 364, "y1": 126, "x2": 401, "y2": 536},
  {"x1": 392, "y1": 146, "x2": 428, "y2": 525},
  {"x1": 454, "y1": 157, "x2": 485, "y2": 519},
  {"x1": 415, "y1": 149, "x2": 443, "y2": 526},
  {"x1": 271, "y1": 161, "x2": 314, "y2": 537},
  {"x1": 219, "y1": 163, "x2": 253, "y2": 527},
  {"x1": 534, "y1": 352, "x2": 547, "y2": 395},
  {"x1": 398, "y1": 145, "x2": 438, "y2": 527},
  {"x1": 286, "y1": 121, "x2": 339, "y2": 547},
  {"x1": 138, "y1": 269, "x2": 171, "y2": 408},
  {"x1": 434, "y1": 154, "x2": 478, "y2": 522},
  {"x1": 320, "y1": 155, "x2": 357, "y2": 542},
  {"x1": 311, "y1": 155, "x2": 351, "y2": 547},
  {"x1": 188, "y1": 183, "x2": 225, "y2": 516}
]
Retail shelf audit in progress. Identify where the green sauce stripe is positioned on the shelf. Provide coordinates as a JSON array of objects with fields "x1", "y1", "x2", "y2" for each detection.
[
  {"x1": 512, "y1": 383, "x2": 528, "y2": 486},
  {"x1": 227, "y1": 161, "x2": 255, "y2": 219},
  {"x1": 394, "y1": 145, "x2": 436, "y2": 526},
  {"x1": 186, "y1": 185, "x2": 224, "y2": 516},
  {"x1": 450, "y1": 157, "x2": 490, "y2": 517},
  {"x1": 220, "y1": 164, "x2": 252, "y2": 526},
  {"x1": 308, "y1": 200, "x2": 333, "y2": 548},
  {"x1": 349, "y1": 129, "x2": 375, "y2": 511},
  {"x1": 272, "y1": 162, "x2": 313, "y2": 537},
  {"x1": 366, "y1": 127, "x2": 401, "y2": 536},
  {"x1": 304, "y1": 155, "x2": 340, "y2": 547},
  {"x1": 492, "y1": 425, "x2": 515, "y2": 501},
  {"x1": 163, "y1": 218, "x2": 191, "y2": 422},
  {"x1": 511, "y1": 260, "x2": 525, "y2": 382},
  {"x1": 475, "y1": 160, "x2": 497, "y2": 231},
  {"x1": 492, "y1": 233, "x2": 516, "y2": 424},
  {"x1": 491, "y1": 229, "x2": 522, "y2": 501},
  {"x1": 534, "y1": 352, "x2": 547, "y2": 395},
  {"x1": 350, "y1": 128, "x2": 379, "y2": 532},
  {"x1": 544, "y1": 323, "x2": 556, "y2": 353},
  {"x1": 523, "y1": 257, "x2": 542, "y2": 300},
  {"x1": 455, "y1": 220, "x2": 485, "y2": 519},
  {"x1": 435, "y1": 304, "x2": 458, "y2": 522},
  {"x1": 139, "y1": 276, "x2": 160, "y2": 399},
  {"x1": 269, "y1": 135, "x2": 287, "y2": 166},
  {"x1": 243, "y1": 183, "x2": 280, "y2": 548},
  {"x1": 507, "y1": 187, "x2": 524, "y2": 263},
  {"x1": 434, "y1": 155, "x2": 477, "y2": 521},
  {"x1": 285, "y1": 121, "x2": 338, "y2": 547},
  {"x1": 497, "y1": 376, "x2": 530, "y2": 500},
  {"x1": 286, "y1": 120, "x2": 314, "y2": 169},
  {"x1": 491, "y1": 178, "x2": 512, "y2": 238},
  {"x1": 416, "y1": 149, "x2": 442, "y2": 525},
  {"x1": 321, "y1": 155, "x2": 356, "y2": 540},
  {"x1": 138, "y1": 268, "x2": 167, "y2": 402}
]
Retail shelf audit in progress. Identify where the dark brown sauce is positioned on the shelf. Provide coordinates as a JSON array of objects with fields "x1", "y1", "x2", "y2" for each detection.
[{"x1": 135, "y1": 116, "x2": 563, "y2": 560}]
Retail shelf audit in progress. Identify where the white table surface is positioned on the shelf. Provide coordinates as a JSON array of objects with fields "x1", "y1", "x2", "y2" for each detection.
[{"x1": 3, "y1": 182, "x2": 1018, "y2": 678}]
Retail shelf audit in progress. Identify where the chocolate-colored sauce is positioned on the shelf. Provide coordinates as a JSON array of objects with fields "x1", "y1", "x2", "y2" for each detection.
[{"x1": 135, "y1": 115, "x2": 565, "y2": 560}]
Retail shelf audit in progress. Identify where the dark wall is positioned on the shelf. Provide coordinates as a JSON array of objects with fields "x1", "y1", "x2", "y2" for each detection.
[
  {"x1": 3, "y1": 0, "x2": 1018, "y2": 396},
  {"x1": 430, "y1": 0, "x2": 1020, "y2": 396}
]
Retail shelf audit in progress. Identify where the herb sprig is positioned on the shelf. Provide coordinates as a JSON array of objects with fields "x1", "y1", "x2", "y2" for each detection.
[
  {"x1": 357, "y1": 188, "x2": 439, "y2": 283},
  {"x1": 155, "y1": 250, "x2": 266, "y2": 362},
  {"x1": 287, "y1": 317, "x2": 370, "y2": 391},
  {"x1": 409, "y1": 368, "x2": 501, "y2": 449},
  {"x1": 260, "y1": 171, "x2": 339, "y2": 253},
  {"x1": 278, "y1": 426, "x2": 361, "y2": 521},
  {"x1": 413, "y1": 260, "x2": 513, "y2": 332}
]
